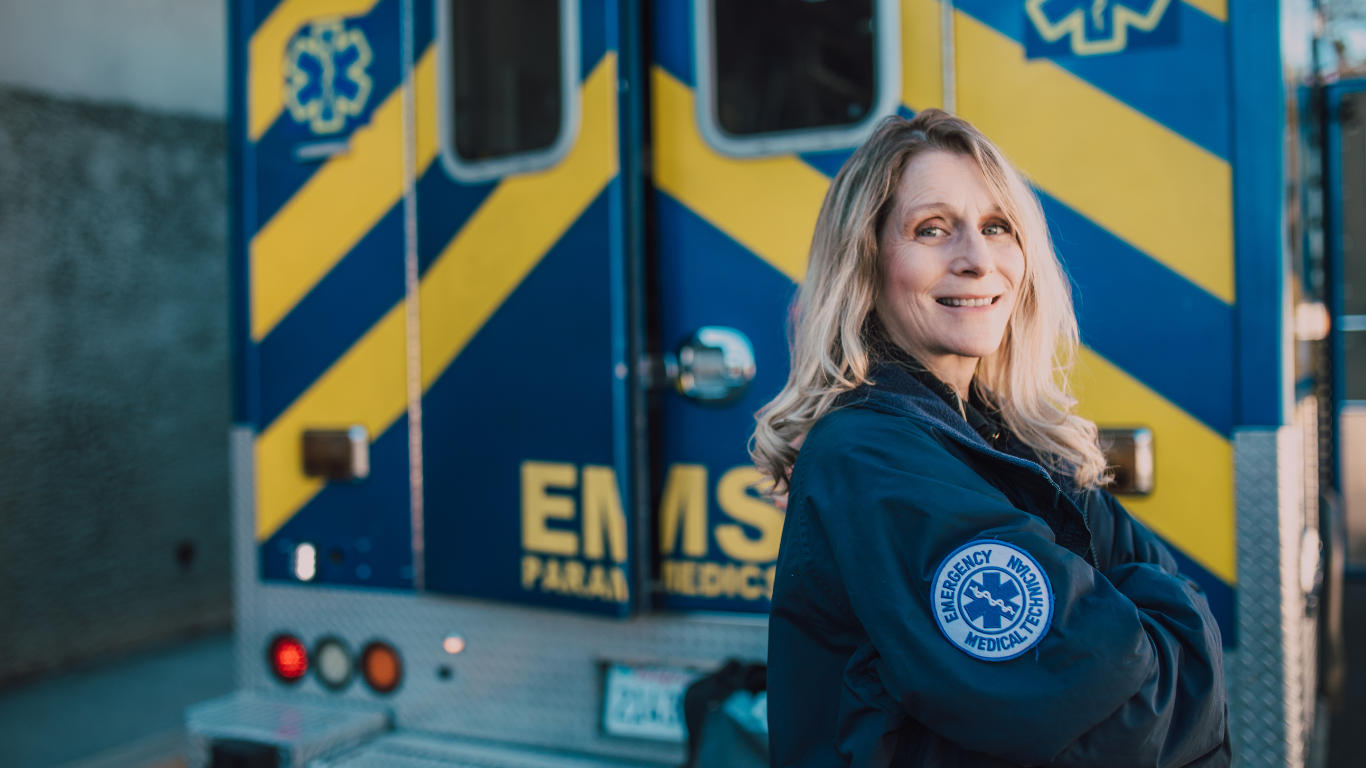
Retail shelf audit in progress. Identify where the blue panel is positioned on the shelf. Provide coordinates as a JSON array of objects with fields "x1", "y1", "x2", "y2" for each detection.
[
  {"x1": 414, "y1": 0, "x2": 434, "y2": 56},
  {"x1": 422, "y1": 192, "x2": 631, "y2": 616},
  {"x1": 261, "y1": 414, "x2": 414, "y2": 589},
  {"x1": 252, "y1": 0, "x2": 283, "y2": 32},
  {"x1": 582, "y1": 0, "x2": 611, "y2": 77},
  {"x1": 1041, "y1": 192, "x2": 1236, "y2": 436},
  {"x1": 1229, "y1": 0, "x2": 1285, "y2": 427},
  {"x1": 656, "y1": 192, "x2": 798, "y2": 613},
  {"x1": 1165, "y1": 541, "x2": 1235, "y2": 647},
  {"x1": 416, "y1": 162, "x2": 497, "y2": 274},
  {"x1": 257, "y1": 205, "x2": 405, "y2": 429},
  {"x1": 1024, "y1": 0, "x2": 1179, "y2": 59},
  {"x1": 955, "y1": 0, "x2": 1230, "y2": 161},
  {"x1": 254, "y1": 0, "x2": 403, "y2": 230},
  {"x1": 652, "y1": 0, "x2": 693, "y2": 85}
]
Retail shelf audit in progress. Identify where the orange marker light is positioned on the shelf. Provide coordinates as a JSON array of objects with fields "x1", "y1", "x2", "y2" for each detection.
[
  {"x1": 361, "y1": 641, "x2": 402, "y2": 694},
  {"x1": 269, "y1": 635, "x2": 308, "y2": 682}
]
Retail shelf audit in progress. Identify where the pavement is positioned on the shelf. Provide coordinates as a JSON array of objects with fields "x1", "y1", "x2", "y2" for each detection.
[{"x1": 0, "y1": 633, "x2": 234, "y2": 768}]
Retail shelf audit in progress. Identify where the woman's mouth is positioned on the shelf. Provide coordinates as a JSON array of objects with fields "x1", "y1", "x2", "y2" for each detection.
[{"x1": 936, "y1": 296, "x2": 999, "y2": 308}]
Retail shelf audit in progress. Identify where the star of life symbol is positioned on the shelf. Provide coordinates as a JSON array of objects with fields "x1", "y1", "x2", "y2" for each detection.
[
  {"x1": 932, "y1": 540, "x2": 1053, "y2": 661},
  {"x1": 964, "y1": 572, "x2": 1021, "y2": 629},
  {"x1": 285, "y1": 17, "x2": 374, "y2": 135},
  {"x1": 1025, "y1": 0, "x2": 1174, "y2": 57}
]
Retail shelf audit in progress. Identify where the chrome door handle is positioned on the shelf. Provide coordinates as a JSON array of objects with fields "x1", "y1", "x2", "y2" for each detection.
[{"x1": 669, "y1": 326, "x2": 756, "y2": 405}]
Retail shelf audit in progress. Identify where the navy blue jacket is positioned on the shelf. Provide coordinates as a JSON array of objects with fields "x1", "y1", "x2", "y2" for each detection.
[{"x1": 768, "y1": 360, "x2": 1229, "y2": 767}]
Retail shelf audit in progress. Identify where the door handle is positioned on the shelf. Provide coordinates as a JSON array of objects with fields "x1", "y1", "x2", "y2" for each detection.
[{"x1": 653, "y1": 327, "x2": 757, "y2": 405}]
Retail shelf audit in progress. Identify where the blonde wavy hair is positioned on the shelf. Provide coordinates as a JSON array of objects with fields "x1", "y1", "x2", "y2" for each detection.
[{"x1": 751, "y1": 110, "x2": 1109, "y2": 492}]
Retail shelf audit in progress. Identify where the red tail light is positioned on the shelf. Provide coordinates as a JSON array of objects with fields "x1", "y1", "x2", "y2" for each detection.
[{"x1": 270, "y1": 635, "x2": 308, "y2": 682}]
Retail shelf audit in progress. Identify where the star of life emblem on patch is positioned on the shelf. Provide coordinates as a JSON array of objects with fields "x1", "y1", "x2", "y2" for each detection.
[{"x1": 932, "y1": 540, "x2": 1053, "y2": 661}]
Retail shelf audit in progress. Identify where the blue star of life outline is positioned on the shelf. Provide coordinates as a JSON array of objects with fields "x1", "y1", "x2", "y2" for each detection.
[
  {"x1": 961, "y1": 569, "x2": 1024, "y2": 632},
  {"x1": 1025, "y1": 0, "x2": 1174, "y2": 57},
  {"x1": 284, "y1": 17, "x2": 374, "y2": 135}
]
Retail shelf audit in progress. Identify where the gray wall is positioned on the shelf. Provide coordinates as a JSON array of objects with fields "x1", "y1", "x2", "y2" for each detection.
[
  {"x1": 0, "y1": 85, "x2": 231, "y2": 688},
  {"x1": 0, "y1": 0, "x2": 225, "y2": 118}
]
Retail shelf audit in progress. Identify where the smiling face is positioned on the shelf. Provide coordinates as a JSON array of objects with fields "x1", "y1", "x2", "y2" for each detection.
[{"x1": 874, "y1": 150, "x2": 1026, "y2": 392}]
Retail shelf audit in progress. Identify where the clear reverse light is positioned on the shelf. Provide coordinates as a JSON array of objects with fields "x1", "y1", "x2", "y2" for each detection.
[
  {"x1": 293, "y1": 542, "x2": 317, "y2": 582},
  {"x1": 315, "y1": 638, "x2": 352, "y2": 689}
]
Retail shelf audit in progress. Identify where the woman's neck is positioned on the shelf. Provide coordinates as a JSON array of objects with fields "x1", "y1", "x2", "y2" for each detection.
[
  {"x1": 870, "y1": 316, "x2": 979, "y2": 399},
  {"x1": 917, "y1": 355, "x2": 978, "y2": 400}
]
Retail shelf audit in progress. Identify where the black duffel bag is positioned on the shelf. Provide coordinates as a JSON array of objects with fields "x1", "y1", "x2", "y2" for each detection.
[{"x1": 681, "y1": 660, "x2": 768, "y2": 768}]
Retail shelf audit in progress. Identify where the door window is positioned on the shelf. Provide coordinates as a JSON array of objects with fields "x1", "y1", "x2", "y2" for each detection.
[
  {"x1": 695, "y1": 0, "x2": 901, "y2": 157},
  {"x1": 439, "y1": 0, "x2": 580, "y2": 182}
]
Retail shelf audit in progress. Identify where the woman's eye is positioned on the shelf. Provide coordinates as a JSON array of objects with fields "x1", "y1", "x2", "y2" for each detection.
[
  {"x1": 982, "y1": 223, "x2": 1011, "y2": 236},
  {"x1": 917, "y1": 226, "x2": 946, "y2": 238}
]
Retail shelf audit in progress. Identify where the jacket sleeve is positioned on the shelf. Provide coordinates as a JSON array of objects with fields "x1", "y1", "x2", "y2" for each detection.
[
  {"x1": 796, "y1": 412, "x2": 1227, "y2": 767},
  {"x1": 1094, "y1": 489, "x2": 1181, "y2": 577}
]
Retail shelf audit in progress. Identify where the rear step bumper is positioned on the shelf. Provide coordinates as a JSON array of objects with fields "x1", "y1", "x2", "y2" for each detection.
[{"x1": 186, "y1": 691, "x2": 670, "y2": 768}]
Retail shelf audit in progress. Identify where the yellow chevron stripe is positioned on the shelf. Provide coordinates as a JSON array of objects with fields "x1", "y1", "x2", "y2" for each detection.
[
  {"x1": 1183, "y1": 0, "x2": 1225, "y2": 22},
  {"x1": 652, "y1": 68, "x2": 829, "y2": 282},
  {"x1": 955, "y1": 12, "x2": 1234, "y2": 304},
  {"x1": 1074, "y1": 348, "x2": 1235, "y2": 583},
  {"x1": 250, "y1": 46, "x2": 438, "y2": 341},
  {"x1": 249, "y1": 0, "x2": 382, "y2": 142},
  {"x1": 901, "y1": 0, "x2": 944, "y2": 111},
  {"x1": 255, "y1": 54, "x2": 618, "y2": 541},
  {"x1": 420, "y1": 54, "x2": 620, "y2": 386},
  {"x1": 415, "y1": 40, "x2": 440, "y2": 171},
  {"x1": 256, "y1": 304, "x2": 408, "y2": 540}
]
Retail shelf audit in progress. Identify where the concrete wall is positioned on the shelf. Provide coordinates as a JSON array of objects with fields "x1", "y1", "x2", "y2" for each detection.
[
  {"x1": 0, "y1": 0, "x2": 225, "y2": 118},
  {"x1": 0, "y1": 84, "x2": 231, "y2": 687}
]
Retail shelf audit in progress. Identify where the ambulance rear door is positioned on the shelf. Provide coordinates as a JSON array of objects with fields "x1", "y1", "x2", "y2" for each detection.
[
  {"x1": 416, "y1": 0, "x2": 638, "y2": 615},
  {"x1": 242, "y1": 0, "x2": 418, "y2": 593},
  {"x1": 238, "y1": 0, "x2": 640, "y2": 616},
  {"x1": 647, "y1": 0, "x2": 908, "y2": 613}
]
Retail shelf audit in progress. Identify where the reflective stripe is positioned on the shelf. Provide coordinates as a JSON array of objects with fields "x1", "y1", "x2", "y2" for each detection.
[
  {"x1": 956, "y1": 11, "x2": 1234, "y2": 304},
  {"x1": 652, "y1": 67, "x2": 829, "y2": 282},
  {"x1": 1075, "y1": 347, "x2": 1236, "y2": 583},
  {"x1": 256, "y1": 303, "x2": 408, "y2": 540},
  {"x1": 901, "y1": 0, "x2": 945, "y2": 111},
  {"x1": 251, "y1": 46, "x2": 439, "y2": 342},
  {"x1": 421, "y1": 54, "x2": 620, "y2": 387},
  {"x1": 1184, "y1": 0, "x2": 1226, "y2": 21}
]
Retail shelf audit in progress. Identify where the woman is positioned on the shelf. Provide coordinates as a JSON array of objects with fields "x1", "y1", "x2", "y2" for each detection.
[{"x1": 753, "y1": 110, "x2": 1228, "y2": 767}]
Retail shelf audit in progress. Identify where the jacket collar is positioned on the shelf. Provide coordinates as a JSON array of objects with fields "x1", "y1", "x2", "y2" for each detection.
[
  {"x1": 837, "y1": 355, "x2": 1096, "y2": 563},
  {"x1": 836, "y1": 356, "x2": 1075, "y2": 496},
  {"x1": 838, "y1": 357, "x2": 994, "y2": 450}
]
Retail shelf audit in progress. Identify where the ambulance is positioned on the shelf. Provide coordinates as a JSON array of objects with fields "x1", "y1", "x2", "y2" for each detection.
[{"x1": 190, "y1": 1, "x2": 1337, "y2": 766}]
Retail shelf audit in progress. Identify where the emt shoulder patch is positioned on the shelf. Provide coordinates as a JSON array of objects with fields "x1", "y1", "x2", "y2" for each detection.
[{"x1": 932, "y1": 540, "x2": 1053, "y2": 661}]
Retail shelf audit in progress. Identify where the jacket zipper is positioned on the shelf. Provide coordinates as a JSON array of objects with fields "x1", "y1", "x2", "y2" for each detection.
[{"x1": 1081, "y1": 491, "x2": 1099, "y2": 567}]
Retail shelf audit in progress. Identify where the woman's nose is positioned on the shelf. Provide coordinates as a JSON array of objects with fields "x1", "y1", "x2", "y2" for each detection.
[{"x1": 952, "y1": 229, "x2": 995, "y2": 277}]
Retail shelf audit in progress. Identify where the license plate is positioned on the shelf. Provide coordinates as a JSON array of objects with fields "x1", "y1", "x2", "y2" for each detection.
[{"x1": 601, "y1": 664, "x2": 701, "y2": 742}]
